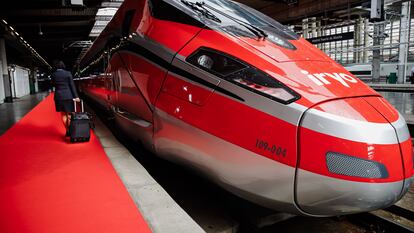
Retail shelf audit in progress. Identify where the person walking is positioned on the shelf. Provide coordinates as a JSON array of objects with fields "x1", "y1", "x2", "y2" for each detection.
[{"x1": 51, "y1": 60, "x2": 80, "y2": 136}]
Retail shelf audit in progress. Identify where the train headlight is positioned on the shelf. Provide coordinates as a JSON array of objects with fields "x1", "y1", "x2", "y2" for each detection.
[
  {"x1": 197, "y1": 55, "x2": 214, "y2": 69},
  {"x1": 187, "y1": 47, "x2": 300, "y2": 104}
]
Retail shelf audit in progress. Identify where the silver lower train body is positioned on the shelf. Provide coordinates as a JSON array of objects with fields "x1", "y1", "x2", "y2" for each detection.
[{"x1": 100, "y1": 96, "x2": 412, "y2": 216}]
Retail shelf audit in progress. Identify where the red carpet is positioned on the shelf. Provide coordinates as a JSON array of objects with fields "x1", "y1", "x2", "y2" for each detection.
[{"x1": 0, "y1": 94, "x2": 151, "y2": 233}]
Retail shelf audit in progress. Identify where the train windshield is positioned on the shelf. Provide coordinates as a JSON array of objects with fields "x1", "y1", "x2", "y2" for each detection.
[{"x1": 176, "y1": 0, "x2": 299, "y2": 40}]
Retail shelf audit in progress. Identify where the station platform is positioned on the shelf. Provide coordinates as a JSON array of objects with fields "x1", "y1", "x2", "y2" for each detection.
[
  {"x1": 0, "y1": 92, "x2": 48, "y2": 136},
  {"x1": 0, "y1": 94, "x2": 203, "y2": 233},
  {"x1": 369, "y1": 83, "x2": 414, "y2": 93},
  {"x1": 379, "y1": 91, "x2": 414, "y2": 125}
]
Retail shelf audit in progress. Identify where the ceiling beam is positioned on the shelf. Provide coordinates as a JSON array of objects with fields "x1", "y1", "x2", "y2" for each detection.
[
  {"x1": 0, "y1": 8, "x2": 98, "y2": 17},
  {"x1": 257, "y1": 0, "x2": 366, "y2": 23},
  {"x1": 13, "y1": 20, "x2": 93, "y2": 27}
]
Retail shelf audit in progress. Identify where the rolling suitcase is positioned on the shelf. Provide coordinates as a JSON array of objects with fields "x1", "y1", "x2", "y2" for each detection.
[{"x1": 69, "y1": 100, "x2": 92, "y2": 143}]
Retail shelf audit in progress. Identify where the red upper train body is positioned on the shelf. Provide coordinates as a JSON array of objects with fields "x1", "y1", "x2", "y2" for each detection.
[{"x1": 78, "y1": 0, "x2": 413, "y2": 216}]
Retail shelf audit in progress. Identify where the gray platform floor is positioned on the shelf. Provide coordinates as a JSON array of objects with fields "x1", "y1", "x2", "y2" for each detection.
[{"x1": 0, "y1": 92, "x2": 49, "y2": 136}]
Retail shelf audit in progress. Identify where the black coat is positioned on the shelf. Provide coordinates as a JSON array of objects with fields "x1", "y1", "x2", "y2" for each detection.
[{"x1": 51, "y1": 69, "x2": 78, "y2": 101}]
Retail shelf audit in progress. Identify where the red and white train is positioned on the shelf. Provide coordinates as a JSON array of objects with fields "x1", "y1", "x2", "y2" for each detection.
[{"x1": 77, "y1": 0, "x2": 414, "y2": 216}]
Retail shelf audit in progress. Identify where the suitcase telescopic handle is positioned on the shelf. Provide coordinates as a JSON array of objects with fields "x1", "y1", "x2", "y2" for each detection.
[{"x1": 73, "y1": 99, "x2": 84, "y2": 112}]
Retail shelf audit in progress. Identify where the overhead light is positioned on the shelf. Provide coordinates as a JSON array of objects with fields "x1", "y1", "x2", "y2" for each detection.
[
  {"x1": 8, "y1": 65, "x2": 15, "y2": 72},
  {"x1": 70, "y1": 0, "x2": 83, "y2": 6},
  {"x1": 38, "y1": 24, "x2": 43, "y2": 36}
]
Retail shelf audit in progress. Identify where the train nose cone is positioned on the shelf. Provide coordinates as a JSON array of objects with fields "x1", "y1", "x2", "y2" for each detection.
[{"x1": 295, "y1": 97, "x2": 413, "y2": 216}]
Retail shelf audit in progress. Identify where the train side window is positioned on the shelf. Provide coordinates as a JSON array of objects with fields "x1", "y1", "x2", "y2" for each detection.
[{"x1": 122, "y1": 10, "x2": 136, "y2": 37}]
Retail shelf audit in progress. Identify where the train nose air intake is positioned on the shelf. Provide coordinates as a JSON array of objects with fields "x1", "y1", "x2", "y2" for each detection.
[
  {"x1": 295, "y1": 97, "x2": 408, "y2": 216},
  {"x1": 326, "y1": 152, "x2": 389, "y2": 179}
]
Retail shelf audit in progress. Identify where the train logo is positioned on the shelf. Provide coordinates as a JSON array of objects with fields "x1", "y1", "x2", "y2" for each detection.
[{"x1": 301, "y1": 70, "x2": 358, "y2": 87}]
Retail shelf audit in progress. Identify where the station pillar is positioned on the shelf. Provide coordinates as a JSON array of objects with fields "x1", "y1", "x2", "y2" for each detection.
[
  {"x1": 372, "y1": 22, "x2": 385, "y2": 83},
  {"x1": 0, "y1": 38, "x2": 12, "y2": 102},
  {"x1": 311, "y1": 17, "x2": 317, "y2": 38},
  {"x1": 0, "y1": 58, "x2": 4, "y2": 104},
  {"x1": 397, "y1": 0, "x2": 411, "y2": 84},
  {"x1": 363, "y1": 19, "x2": 369, "y2": 63},
  {"x1": 354, "y1": 17, "x2": 363, "y2": 63},
  {"x1": 302, "y1": 18, "x2": 309, "y2": 39}
]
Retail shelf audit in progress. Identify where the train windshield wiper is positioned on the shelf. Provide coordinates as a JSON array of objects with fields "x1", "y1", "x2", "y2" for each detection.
[
  {"x1": 202, "y1": 3, "x2": 268, "y2": 40},
  {"x1": 180, "y1": 0, "x2": 266, "y2": 40},
  {"x1": 181, "y1": 0, "x2": 221, "y2": 23}
]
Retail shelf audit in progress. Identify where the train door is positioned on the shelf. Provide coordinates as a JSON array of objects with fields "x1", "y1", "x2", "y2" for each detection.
[
  {"x1": 103, "y1": 56, "x2": 115, "y2": 110},
  {"x1": 109, "y1": 51, "x2": 154, "y2": 147},
  {"x1": 105, "y1": 49, "x2": 121, "y2": 112},
  {"x1": 101, "y1": 51, "x2": 115, "y2": 111}
]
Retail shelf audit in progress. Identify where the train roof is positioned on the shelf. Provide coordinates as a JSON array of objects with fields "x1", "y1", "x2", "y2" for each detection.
[
  {"x1": 79, "y1": 0, "x2": 299, "y2": 69},
  {"x1": 79, "y1": 0, "x2": 131, "y2": 68}
]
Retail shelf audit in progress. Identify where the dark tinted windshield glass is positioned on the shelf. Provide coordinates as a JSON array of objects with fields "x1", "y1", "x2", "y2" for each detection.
[
  {"x1": 174, "y1": 0, "x2": 298, "y2": 40},
  {"x1": 205, "y1": 0, "x2": 268, "y2": 26},
  {"x1": 234, "y1": 2, "x2": 299, "y2": 40}
]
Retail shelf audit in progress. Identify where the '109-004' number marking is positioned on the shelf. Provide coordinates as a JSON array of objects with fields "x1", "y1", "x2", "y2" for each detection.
[{"x1": 255, "y1": 139, "x2": 286, "y2": 158}]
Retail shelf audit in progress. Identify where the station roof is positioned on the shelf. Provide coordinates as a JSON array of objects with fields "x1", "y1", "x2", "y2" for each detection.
[{"x1": 0, "y1": 0, "x2": 123, "y2": 70}]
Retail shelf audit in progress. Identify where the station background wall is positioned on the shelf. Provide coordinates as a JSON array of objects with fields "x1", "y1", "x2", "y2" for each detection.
[
  {"x1": 0, "y1": 60, "x2": 4, "y2": 104},
  {"x1": 11, "y1": 65, "x2": 30, "y2": 98}
]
